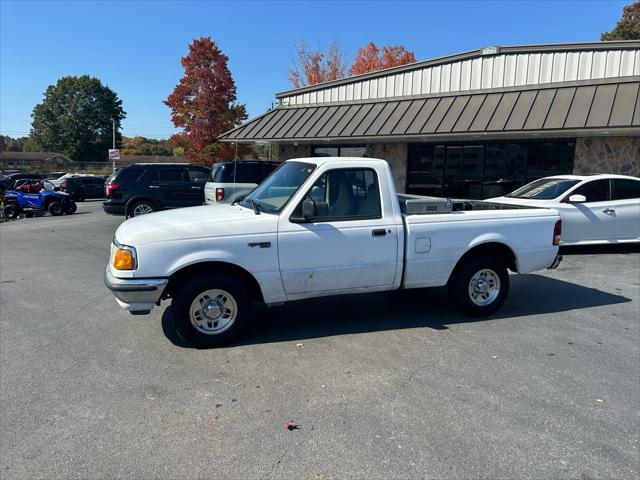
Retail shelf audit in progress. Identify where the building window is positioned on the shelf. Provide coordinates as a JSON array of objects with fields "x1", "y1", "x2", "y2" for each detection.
[
  {"x1": 408, "y1": 140, "x2": 575, "y2": 199},
  {"x1": 312, "y1": 145, "x2": 366, "y2": 157}
]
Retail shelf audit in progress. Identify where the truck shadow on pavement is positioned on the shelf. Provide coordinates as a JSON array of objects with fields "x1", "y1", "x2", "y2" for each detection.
[{"x1": 161, "y1": 274, "x2": 632, "y2": 348}]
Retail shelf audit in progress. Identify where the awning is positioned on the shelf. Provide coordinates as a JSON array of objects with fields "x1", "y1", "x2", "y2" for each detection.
[{"x1": 220, "y1": 77, "x2": 640, "y2": 143}]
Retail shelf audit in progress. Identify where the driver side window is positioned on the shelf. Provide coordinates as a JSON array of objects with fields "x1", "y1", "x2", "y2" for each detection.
[
  {"x1": 569, "y1": 179, "x2": 610, "y2": 203},
  {"x1": 302, "y1": 168, "x2": 381, "y2": 220}
]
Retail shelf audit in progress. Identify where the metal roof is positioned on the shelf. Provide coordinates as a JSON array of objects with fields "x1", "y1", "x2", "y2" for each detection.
[
  {"x1": 220, "y1": 77, "x2": 640, "y2": 144},
  {"x1": 276, "y1": 40, "x2": 640, "y2": 99}
]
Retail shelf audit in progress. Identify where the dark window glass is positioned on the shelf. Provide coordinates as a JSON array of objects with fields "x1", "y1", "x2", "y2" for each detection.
[
  {"x1": 156, "y1": 168, "x2": 184, "y2": 182},
  {"x1": 187, "y1": 167, "x2": 209, "y2": 183},
  {"x1": 571, "y1": 179, "x2": 610, "y2": 202},
  {"x1": 483, "y1": 144, "x2": 527, "y2": 198},
  {"x1": 526, "y1": 142, "x2": 575, "y2": 182},
  {"x1": 211, "y1": 163, "x2": 232, "y2": 182},
  {"x1": 259, "y1": 163, "x2": 278, "y2": 181},
  {"x1": 407, "y1": 144, "x2": 446, "y2": 196},
  {"x1": 236, "y1": 163, "x2": 261, "y2": 183},
  {"x1": 114, "y1": 167, "x2": 143, "y2": 184},
  {"x1": 612, "y1": 179, "x2": 640, "y2": 200},
  {"x1": 508, "y1": 178, "x2": 580, "y2": 200},
  {"x1": 303, "y1": 168, "x2": 381, "y2": 220}
]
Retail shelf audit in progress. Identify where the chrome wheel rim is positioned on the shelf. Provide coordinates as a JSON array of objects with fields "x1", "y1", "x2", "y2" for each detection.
[
  {"x1": 132, "y1": 204, "x2": 153, "y2": 216},
  {"x1": 468, "y1": 269, "x2": 501, "y2": 306},
  {"x1": 189, "y1": 289, "x2": 237, "y2": 335}
]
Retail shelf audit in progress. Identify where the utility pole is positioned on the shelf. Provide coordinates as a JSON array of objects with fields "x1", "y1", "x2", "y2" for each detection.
[{"x1": 111, "y1": 119, "x2": 116, "y2": 172}]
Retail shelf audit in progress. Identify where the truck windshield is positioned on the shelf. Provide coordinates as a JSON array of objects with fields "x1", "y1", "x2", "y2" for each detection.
[
  {"x1": 506, "y1": 178, "x2": 580, "y2": 200},
  {"x1": 241, "y1": 161, "x2": 316, "y2": 213}
]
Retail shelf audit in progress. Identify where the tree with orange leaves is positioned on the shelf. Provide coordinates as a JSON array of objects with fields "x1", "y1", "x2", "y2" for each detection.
[
  {"x1": 165, "y1": 37, "x2": 247, "y2": 164},
  {"x1": 288, "y1": 41, "x2": 347, "y2": 88},
  {"x1": 349, "y1": 42, "x2": 416, "y2": 76}
]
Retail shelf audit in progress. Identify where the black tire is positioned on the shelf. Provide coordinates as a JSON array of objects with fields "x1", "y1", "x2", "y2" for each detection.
[
  {"x1": 127, "y1": 200, "x2": 156, "y2": 218},
  {"x1": 48, "y1": 201, "x2": 63, "y2": 216},
  {"x1": 3, "y1": 204, "x2": 18, "y2": 219},
  {"x1": 171, "y1": 274, "x2": 253, "y2": 348},
  {"x1": 448, "y1": 255, "x2": 509, "y2": 316},
  {"x1": 73, "y1": 190, "x2": 85, "y2": 202},
  {"x1": 64, "y1": 202, "x2": 77, "y2": 215}
]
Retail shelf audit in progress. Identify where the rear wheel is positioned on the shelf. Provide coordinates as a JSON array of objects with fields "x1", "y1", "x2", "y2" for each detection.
[
  {"x1": 128, "y1": 200, "x2": 156, "y2": 218},
  {"x1": 63, "y1": 202, "x2": 77, "y2": 215},
  {"x1": 449, "y1": 256, "x2": 509, "y2": 316},
  {"x1": 171, "y1": 274, "x2": 253, "y2": 347},
  {"x1": 48, "y1": 201, "x2": 63, "y2": 216}
]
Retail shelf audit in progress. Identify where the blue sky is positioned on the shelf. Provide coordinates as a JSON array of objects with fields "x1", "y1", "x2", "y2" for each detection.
[{"x1": 0, "y1": 0, "x2": 629, "y2": 140}]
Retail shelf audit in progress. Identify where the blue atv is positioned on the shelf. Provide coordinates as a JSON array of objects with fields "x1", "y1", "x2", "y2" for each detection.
[{"x1": 2, "y1": 179, "x2": 77, "y2": 219}]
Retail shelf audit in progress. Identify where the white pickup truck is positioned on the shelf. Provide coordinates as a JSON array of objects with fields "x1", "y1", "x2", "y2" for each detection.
[{"x1": 105, "y1": 157, "x2": 562, "y2": 347}]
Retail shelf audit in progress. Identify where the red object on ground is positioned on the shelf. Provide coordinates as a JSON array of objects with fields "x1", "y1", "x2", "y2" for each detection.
[{"x1": 284, "y1": 420, "x2": 298, "y2": 431}]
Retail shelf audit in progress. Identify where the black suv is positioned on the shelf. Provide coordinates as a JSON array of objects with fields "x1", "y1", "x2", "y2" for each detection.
[
  {"x1": 61, "y1": 175, "x2": 106, "y2": 201},
  {"x1": 103, "y1": 163, "x2": 210, "y2": 217}
]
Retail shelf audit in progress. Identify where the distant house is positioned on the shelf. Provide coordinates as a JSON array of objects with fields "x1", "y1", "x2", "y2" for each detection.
[
  {"x1": 0, "y1": 151, "x2": 74, "y2": 170},
  {"x1": 0, "y1": 151, "x2": 185, "y2": 172}
]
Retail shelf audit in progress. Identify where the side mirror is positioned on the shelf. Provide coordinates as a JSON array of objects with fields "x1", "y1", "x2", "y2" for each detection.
[
  {"x1": 301, "y1": 199, "x2": 317, "y2": 219},
  {"x1": 568, "y1": 194, "x2": 586, "y2": 203},
  {"x1": 290, "y1": 199, "x2": 317, "y2": 223}
]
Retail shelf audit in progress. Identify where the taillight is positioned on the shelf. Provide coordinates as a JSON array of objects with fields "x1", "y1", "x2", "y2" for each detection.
[
  {"x1": 553, "y1": 220, "x2": 562, "y2": 246},
  {"x1": 215, "y1": 187, "x2": 225, "y2": 202},
  {"x1": 105, "y1": 183, "x2": 120, "y2": 198}
]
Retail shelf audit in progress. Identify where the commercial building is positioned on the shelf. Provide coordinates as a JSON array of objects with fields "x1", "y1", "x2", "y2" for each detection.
[{"x1": 220, "y1": 41, "x2": 640, "y2": 197}]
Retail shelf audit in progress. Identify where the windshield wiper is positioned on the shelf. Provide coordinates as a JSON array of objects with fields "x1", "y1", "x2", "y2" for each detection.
[{"x1": 248, "y1": 199, "x2": 261, "y2": 215}]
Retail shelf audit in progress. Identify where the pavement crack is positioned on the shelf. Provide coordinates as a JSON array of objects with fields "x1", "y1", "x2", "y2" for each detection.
[{"x1": 259, "y1": 450, "x2": 286, "y2": 480}]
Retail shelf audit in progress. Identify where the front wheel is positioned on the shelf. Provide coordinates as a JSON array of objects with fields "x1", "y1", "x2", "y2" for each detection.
[
  {"x1": 449, "y1": 256, "x2": 509, "y2": 316},
  {"x1": 3, "y1": 204, "x2": 19, "y2": 219},
  {"x1": 171, "y1": 274, "x2": 253, "y2": 347},
  {"x1": 48, "y1": 201, "x2": 63, "y2": 216}
]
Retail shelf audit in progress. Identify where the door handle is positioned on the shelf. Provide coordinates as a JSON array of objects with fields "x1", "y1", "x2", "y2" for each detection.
[
  {"x1": 372, "y1": 228, "x2": 388, "y2": 237},
  {"x1": 191, "y1": 186, "x2": 202, "y2": 190},
  {"x1": 603, "y1": 208, "x2": 616, "y2": 214},
  {"x1": 149, "y1": 185, "x2": 160, "y2": 189}
]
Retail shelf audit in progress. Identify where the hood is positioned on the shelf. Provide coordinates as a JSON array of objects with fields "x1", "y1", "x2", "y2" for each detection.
[{"x1": 114, "y1": 204, "x2": 279, "y2": 246}]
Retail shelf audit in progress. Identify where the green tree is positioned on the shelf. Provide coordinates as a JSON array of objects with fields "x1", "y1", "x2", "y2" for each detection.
[
  {"x1": 30, "y1": 75, "x2": 126, "y2": 161},
  {"x1": 602, "y1": 1, "x2": 640, "y2": 40}
]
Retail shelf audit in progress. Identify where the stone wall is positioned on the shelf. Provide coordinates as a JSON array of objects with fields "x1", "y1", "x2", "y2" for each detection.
[
  {"x1": 366, "y1": 143, "x2": 408, "y2": 193},
  {"x1": 574, "y1": 136, "x2": 639, "y2": 177}
]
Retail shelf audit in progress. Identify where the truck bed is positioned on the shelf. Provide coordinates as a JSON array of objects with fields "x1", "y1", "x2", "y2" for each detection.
[{"x1": 397, "y1": 194, "x2": 539, "y2": 215}]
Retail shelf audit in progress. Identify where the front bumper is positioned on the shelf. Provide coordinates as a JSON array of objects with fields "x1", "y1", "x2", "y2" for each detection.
[{"x1": 104, "y1": 267, "x2": 168, "y2": 314}]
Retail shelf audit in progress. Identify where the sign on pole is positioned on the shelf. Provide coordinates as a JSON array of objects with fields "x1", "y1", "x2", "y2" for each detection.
[{"x1": 108, "y1": 149, "x2": 120, "y2": 161}]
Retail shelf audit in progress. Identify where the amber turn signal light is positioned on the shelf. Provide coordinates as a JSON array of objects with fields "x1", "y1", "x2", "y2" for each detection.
[{"x1": 114, "y1": 248, "x2": 136, "y2": 270}]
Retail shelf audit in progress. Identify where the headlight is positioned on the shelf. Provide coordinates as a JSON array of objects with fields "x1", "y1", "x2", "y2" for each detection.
[{"x1": 111, "y1": 239, "x2": 137, "y2": 270}]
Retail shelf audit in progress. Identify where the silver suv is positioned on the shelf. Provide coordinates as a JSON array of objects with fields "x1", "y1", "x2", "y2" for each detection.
[{"x1": 204, "y1": 160, "x2": 279, "y2": 205}]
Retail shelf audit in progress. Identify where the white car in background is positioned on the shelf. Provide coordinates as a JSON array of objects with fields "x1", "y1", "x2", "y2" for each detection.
[{"x1": 487, "y1": 174, "x2": 640, "y2": 245}]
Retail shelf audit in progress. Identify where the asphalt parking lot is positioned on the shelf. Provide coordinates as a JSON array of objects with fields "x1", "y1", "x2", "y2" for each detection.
[{"x1": 1, "y1": 202, "x2": 638, "y2": 479}]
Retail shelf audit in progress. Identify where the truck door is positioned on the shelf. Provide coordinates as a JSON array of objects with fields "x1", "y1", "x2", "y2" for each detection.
[{"x1": 277, "y1": 167, "x2": 399, "y2": 295}]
